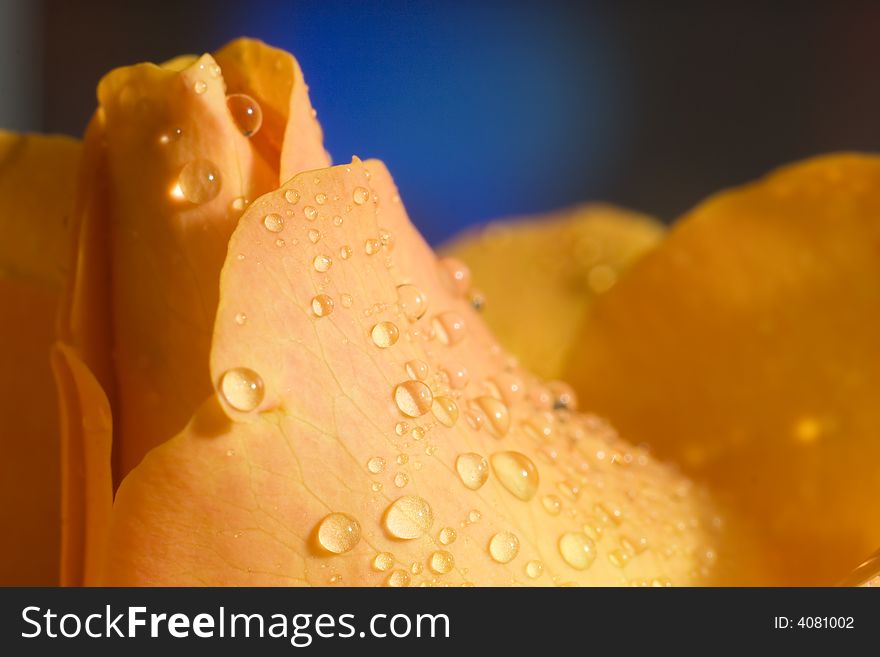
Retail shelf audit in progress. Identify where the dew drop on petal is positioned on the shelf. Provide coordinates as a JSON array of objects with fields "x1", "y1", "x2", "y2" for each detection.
[
  {"x1": 353, "y1": 186, "x2": 370, "y2": 205},
  {"x1": 444, "y1": 364, "x2": 469, "y2": 389},
  {"x1": 174, "y1": 159, "x2": 221, "y2": 204},
  {"x1": 438, "y1": 257, "x2": 472, "y2": 297},
  {"x1": 430, "y1": 551, "x2": 455, "y2": 575},
  {"x1": 311, "y1": 294, "x2": 335, "y2": 317},
  {"x1": 317, "y1": 513, "x2": 361, "y2": 554},
  {"x1": 541, "y1": 494, "x2": 562, "y2": 516},
  {"x1": 432, "y1": 396, "x2": 459, "y2": 427},
  {"x1": 371, "y1": 322, "x2": 399, "y2": 348},
  {"x1": 313, "y1": 254, "x2": 332, "y2": 272},
  {"x1": 263, "y1": 213, "x2": 284, "y2": 233},
  {"x1": 364, "y1": 238, "x2": 381, "y2": 255},
  {"x1": 394, "y1": 472, "x2": 409, "y2": 488},
  {"x1": 308, "y1": 229, "x2": 321, "y2": 244},
  {"x1": 386, "y1": 570, "x2": 411, "y2": 587},
  {"x1": 526, "y1": 560, "x2": 544, "y2": 579},
  {"x1": 218, "y1": 367, "x2": 264, "y2": 412},
  {"x1": 315, "y1": 192, "x2": 328, "y2": 205},
  {"x1": 304, "y1": 206, "x2": 318, "y2": 221},
  {"x1": 439, "y1": 527, "x2": 457, "y2": 545},
  {"x1": 432, "y1": 312, "x2": 467, "y2": 346},
  {"x1": 558, "y1": 532, "x2": 596, "y2": 570},
  {"x1": 405, "y1": 359, "x2": 429, "y2": 380},
  {"x1": 384, "y1": 495, "x2": 433, "y2": 539},
  {"x1": 397, "y1": 284, "x2": 428, "y2": 321},
  {"x1": 394, "y1": 380, "x2": 433, "y2": 417},
  {"x1": 234, "y1": 312, "x2": 247, "y2": 326},
  {"x1": 491, "y1": 451, "x2": 539, "y2": 501},
  {"x1": 472, "y1": 396, "x2": 510, "y2": 438},
  {"x1": 284, "y1": 189, "x2": 300, "y2": 204},
  {"x1": 193, "y1": 79, "x2": 207, "y2": 94},
  {"x1": 373, "y1": 552, "x2": 394, "y2": 572},
  {"x1": 367, "y1": 456, "x2": 387, "y2": 474},
  {"x1": 455, "y1": 453, "x2": 489, "y2": 490},
  {"x1": 488, "y1": 531, "x2": 519, "y2": 564},
  {"x1": 339, "y1": 245, "x2": 352, "y2": 259},
  {"x1": 226, "y1": 93, "x2": 263, "y2": 137}
]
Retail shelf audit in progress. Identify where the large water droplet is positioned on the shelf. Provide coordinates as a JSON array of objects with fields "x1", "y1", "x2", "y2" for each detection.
[
  {"x1": 353, "y1": 186, "x2": 370, "y2": 205},
  {"x1": 491, "y1": 451, "x2": 539, "y2": 501},
  {"x1": 367, "y1": 456, "x2": 387, "y2": 474},
  {"x1": 263, "y1": 213, "x2": 284, "y2": 233},
  {"x1": 432, "y1": 312, "x2": 467, "y2": 346},
  {"x1": 439, "y1": 527, "x2": 457, "y2": 545},
  {"x1": 384, "y1": 495, "x2": 434, "y2": 539},
  {"x1": 371, "y1": 322, "x2": 399, "y2": 348},
  {"x1": 317, "y1": 513, "x2": 361, "y2": 554},
  {"x1": 430, "y1": 551, "x2": 455, "y2": 575},
  {"x1": 218, "y1": 367, "x2": 264, "y2": 412},
  {"x1": 313, "y1": 254, "x2": 332, "y2": 272},
  {"x1": 396, "y1": 284, "x2": 428, "y2": 321},
  {"x1": 558, "y1": 532, "x2": 596, "y2": 570},
  {"x1": 455, "y1": 453, "x2": 489, "y2": 490},
  {"x1": 174, "y1": 159, "x2": 221, "y2": 204},
  {"x1": 394, "y1": 380, "x2": 433, "y2": 417},
  {"x1": 472, "y1": 396, "x2": 510, "y2": 438},
  {"x1": 432, "y1": 396, "x2": 459, "y2": 427},
  {"x1": 311, "y1": 294, "x2": 335, "y2": 317},
  {"x1": 226, "y1": 93, "x2": 263, "y2": 137},
  {"x1": 488, "y1": 531, "x2": 520, "y2": 564}
]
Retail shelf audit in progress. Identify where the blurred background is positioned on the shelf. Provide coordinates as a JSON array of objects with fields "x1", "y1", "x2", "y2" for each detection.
[{"x1": 2, "y1": 0, "x2": 880, "y2": 244}]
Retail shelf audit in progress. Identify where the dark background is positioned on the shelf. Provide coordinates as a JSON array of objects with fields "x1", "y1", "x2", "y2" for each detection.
[{"x1": 2, "y1": 0, "x2": 880, "y2": 244}]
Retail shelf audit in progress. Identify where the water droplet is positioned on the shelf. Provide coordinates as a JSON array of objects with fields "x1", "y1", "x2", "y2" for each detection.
[
  {"x1": 263, "y1": 213, "x2": 284, "y2": 233},
  {"x1": 386, "y1": 570, "x2": 411, "y2": 587},
  {"x1": 396, "y1": 284, "x2": 428, "y2": 321},
  {"x1": 230, "y1": 196, "x2": 249, "y2": 212},
  {"x1": 384, "y1": 495, "x2": 433, "y2": 539},
  {"x1": 234, "y1": 312, "x2": 247, "y2": 326},
  {"x1": 339, "y1": 245, "x2": 352, "y2": 259},
  {"x1": 193, "y1": 79, "x2": 207, "y2": 94},
  {"x1": 432, "y1": 396, "x2": 459, "y2": 427},
  {"x1": 396, "y1": 453, "x2": 409, "y2": 465},
  {"x1": 315, "y1": 192, "x2": 328, "y2": 205},
  {"x1": 541, "y1": 494, "x2": 562, "y2": 516},
  {"x1": 444, "y1": 364, "x2": 469, "y2": 389},
  {"x1": 472, "y1": 397, "x2": 510, "y2": 438},
  {"x1": 317, "y1": 513, "x2": 361, "y2": 554},
  {"x1": 525, "y1": 560, "x2": 544, "y2": 579},
  {"x1": 439, "y1": 527, "x2": 457, "y2": 545},
  {"x1": 558, "y1": 532, "x2": 596, "y2": 570},
  {"x1": 226, "y1": 93, "x2": 263, "y2": 137},
  {"x1": 411, "y1": 426, "x2": 426, "y2": 441},
  {"x1": 608, "y1": 549, "x2": 629, "y2": 568},
  {"x1": 432, "y1": 312, "x2": 467, "y2": 346},
  {"x1": 284, "y1": 189, "x2": 300, "y2": 204},
  {"x1": 394, "y1": 380, "x2": 433, "y2": 417},
  {"x1": 373, "y1": 552, "x2": 394, "y2": 572},
  {"x1": 367, "y1": 456, "x2": 386, "y2": 474},
  {"x1": 313, "y1": 254, "x2": 332, "y2": 272},
  {"x1": 493, "y1": 373, "x2": 525, "y2": 406},
  {"x1": 304, "y1": 206, "x2": 318, "y2": 221},
  {"x1": 491, "y1": 451, "x2": 539, "y2": 501},
  {"x1": 379, "y1": 228, "x2": 394, "y2": 251},
  {"x1": 371, "y1": 322, "x2": 399, "y2": 348},
  {"x1": 394, "y1": 472, "x2": 409, "y2": 488},
  {"x1": 364, "y1": 238, "x2": 381, "y2": 255},
  {"x1": 410, "y1": 562, "x2": 423, "y2": 575},
  {"x1": 395, "y1": 421, "x2": 410, "y2": 436},
  {"x1": 341, "y1": 294, "x2": 353, "y2": 308},
  {"x1": 333, "y1": 215, "x2": 343, "y2": 226},
  {"x1": 308, "y1": 229, "x2": 321, "y2": 243},
  {"x1": 311, "y1": 294, "x2": 335, "y2": 317},
  {"x1": 218, "y1": 367, "x2": 264, "y2": 412},
  {"x1": 173, "y1": 159, "x2": 221, "y2": 204},
  {"x1": 158, "y1": 127, "x2": 182, "y2": 145},
  {"x1": 468, "y1": 510, "x2": 482, "y2": 523},
  {"x1": 405, "y1": 359, "x2": 429, "y2": 380},
  {"x1": 438, "y1": 257, "x2": 472, "y2": 297},
  {"x1": 488, "y1": 531, "x2": 520, "y2": 564},
  {"x1": 455, "y1": 453, "x2": 489, "y2": 490},
  {"x1": 353, "y1": 186, "x2": 370, "y2": 205},
  {"x1": 371, "y1": 482, "x2": 383, "y2": 492},
  {"x1": 430, "y1": 551, "x2": 455, "y2": 575}
]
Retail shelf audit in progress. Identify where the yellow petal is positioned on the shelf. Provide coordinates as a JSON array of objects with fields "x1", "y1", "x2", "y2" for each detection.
[
  {"x1": 0, "y1": 131, "x2": 80, "y2": 585},
  {"x1": 97, "y1": 160, "x2": 720, "y2": 586},
  {"x1": 565, "y1": 154, "x2": 880, "y2": 585},
  {"x1": 443, "y1": 205, "x2": 663, "y2": 379}
]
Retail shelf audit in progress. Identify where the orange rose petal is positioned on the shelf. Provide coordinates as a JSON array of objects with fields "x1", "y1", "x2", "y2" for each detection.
[
  {"x1": 565, "y1": 154, "x2": 880, "y2": 585},
  {"x1": 444, "y1": 204, "x2": 663, "y2": 379},
  {"x1": 99, "y1": 160, "x2": 720, "y2": 586},
  {"x1": 92, "y1": 48, "x2": 327, "y2": 481},
  {"x1": 215, "y1": 38, "x2": 328, "y2": 183},
  {"x1": 0, "y1": 131, "x2": 80, "y2": 585}
]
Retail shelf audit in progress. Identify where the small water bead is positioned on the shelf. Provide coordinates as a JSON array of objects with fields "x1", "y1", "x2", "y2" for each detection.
[
  {"x1": 234, "y1": 312, "x2": 247, "y2": 326},
  {"x1": 411, "y1": 426, "x2": 426, "y2": 441},
  {"x1": 284, "y1": 189, "x2": 300, "y2": 204},
  {"x1": 313, "y1": 254, "x2": 332, "y2": 272},
  {"x1": 491, "y1": 451, "x2": 539, "y2": 501},
  {"x1": 472, "y1": 396, "x2": 510, "y2": 438},
  {"x1": 371, "y1": 482, "x2": 383, "y2": 492},
  {"x1": 311, "y1": 294, "x2": 335, "y2": 317},
  {"x1": 218, "y1": 367, "x2": 264, "y2": 412},
  {"x1": 367, "y1": 456, "x2": 387, "y2": 474},
  {"x1": 353, "y1": 186, "x2": 370, "y2": 205},
  {"x1": 432, "y1": 312, "x2": 467, "y2": 346},
  {"x1": 304, "y1": 205, "x2": 318, "y2": 221},
  {"x1": 379, "y1": 228, "x2": 395, "y2": 252},
  {"x1": 263, "y1": 213, "x2": 284, "y2": 233},
  {"x1": 394, "y1": 380, "x2": 433, "y2": 417},
  {"x1": 397, "y1": 453, "x2": 409, "y2": 465},
  {"x1": 315, "y1": 192, "x2": 328, "y2": 205},
  {"x1": 396, "y1": 284, "x2": 429, "y2": 321},
  {"x1": 455, "y1": 453, "x2": 489, "y2": 490},
  {"x1": 316, "y1": 513, "x2": 361, "y2": 554},
  {"x1": 230, "y1": 197, "x2": 249, "y2": 212},
  {"x1": 468, "y1": 510, "x2": 482, "y2": 523},
  {"x1": 439, "y1": 527, "x2": 457, "y2": 545},
  {"x1": 525, "y1": 560, "x2": 544, "y2": 579},
  {"x1": 541, "y1": 494, "x2": 562, "y2": 516},
  {"x1": 432, "y1": 396, "x2": 459, "y2": 427},
  {"x1": 174, "y1": 159, "x2": 221, "y2": 204},
  {"x1": 445, "y1": 364, "x2": 469, "y2": 389},
  {"x1": 333, "y1": 215, "x2": 344, "y2": 227},
  {"x1": 394, "y1": 473, "x2": 409, "y2": 488},
  {"x1": 339, "y1": 245, "x2": 352, "y2": 259},
  {"x1": 410, "y1": 562, "x2": 424, "y2": 576},
  {"x1": 438, "y1": 257, "x2": 472, "y2": 297},
  {"x1": 395, "y1": 422, "x2": 410, "y2": 436},
  {"x1": 364, "y1": 238, "x2": 381, "y2": 255},
  {"x1": 341, "y1": 294, "x2": 353, "y2": 308},
  {"x1": 371, "y1": 322, "x2": 399, "y2": 348},
  {"x1": 405, "y1": 359, "x2": 429, "y2": 380},
  {"x1": 558, "y1": 532, "x2": 596, "y2": 570},
  {"x1": 430, "y1": 551, "x2": 455, "y2": 575},
  {"x1": 193, "y1": 79, "x2": 207, "y2": 94},
  {"x1": 386, "y1": 570, "x2": 411, "y2": 587},
  {"x1": 226, "y1": 93, "x2": 263, "y2": 137},
  {"x1": 384, "y1": 495, "x2": 434, "y2": 539},
  {"x1": 308, "y1": 229, "x2": 321, "y2": 243},
  {"x1": 373, "y1": 552, "x2": 394, "y2": 572},
  {"x1": 488, "y1": 532, "x2": 520, "y2": 564}
]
